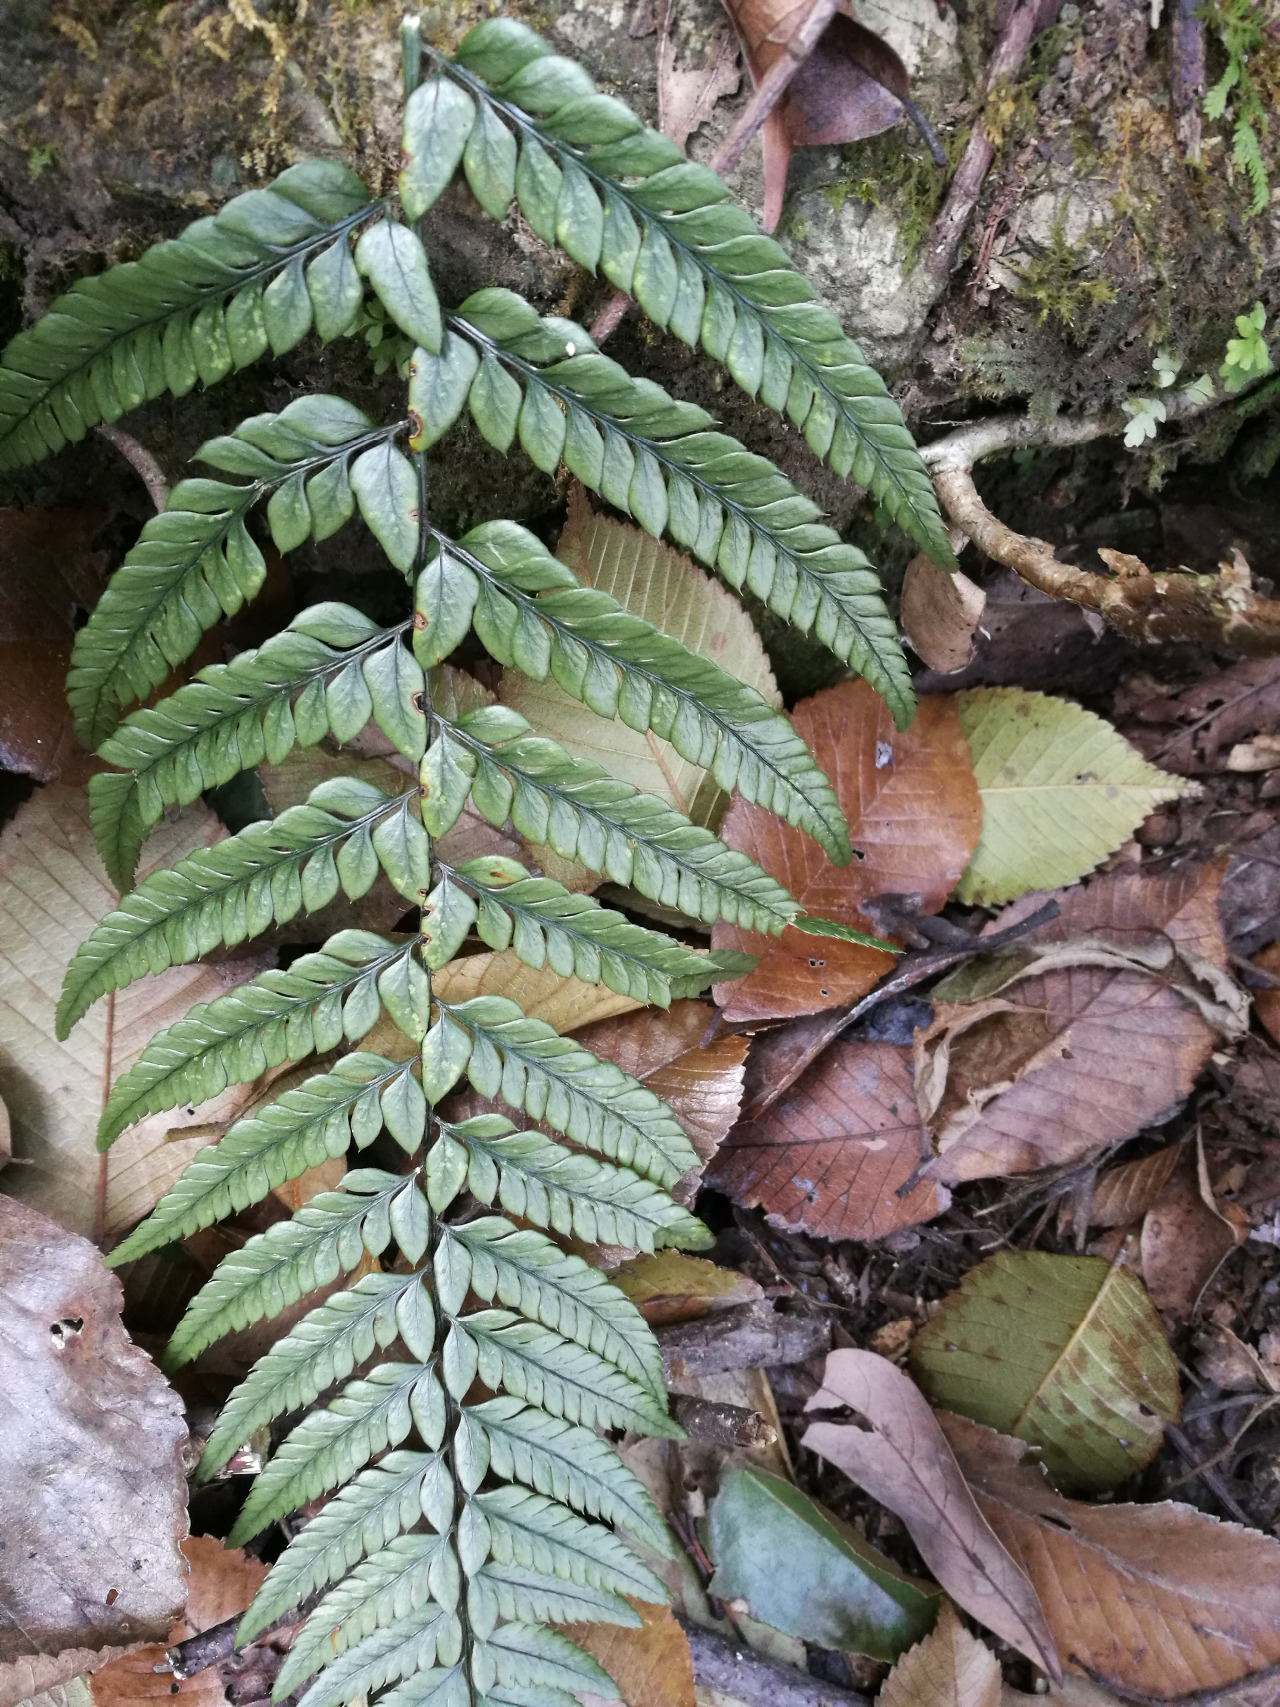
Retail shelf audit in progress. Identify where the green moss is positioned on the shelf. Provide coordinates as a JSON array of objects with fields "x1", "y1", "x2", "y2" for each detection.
[
  {"x1": 816, "y1": 125, "x2": 967, "y2": 267},
  {"x1": 1009, "y1": 218, "x2": 1116, "y2": 332}
]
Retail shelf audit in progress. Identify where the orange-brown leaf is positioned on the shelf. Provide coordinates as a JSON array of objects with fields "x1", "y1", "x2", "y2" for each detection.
[
  {"x1": 941, "y1": 1411, "x2": 1280, "y2": 1700},
  {"x1": 1088, "y1": 1145, "x2": 1182, "y2": 1229},
  {"x1": 1140, "y1": 1140, "x2": 1248, "y2": 1315},
  {"x1": 708, "y1": 1038, "x2": 944, "y2": 1240},
  {"x1": 713, "y1": 682, "x2": 981, "y2": 1023},
  {"x1": 880, "y1": 1603, "x2": 1002, "y2": 1707},
  {"x1": 559, "y1": 1601, "x2": 695, "y2": 1707}
]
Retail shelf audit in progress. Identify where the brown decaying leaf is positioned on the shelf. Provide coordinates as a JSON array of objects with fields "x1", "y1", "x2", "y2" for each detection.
[
  {"x1": 0, "y1": 1647, "x2": 128, "y2": 1707},
  {"x1": 1140, "y1": 1137, "x2": 1248, "y2": 1315},
  {"x1": 901, "y1": 557, "x2": 987, "y2": 676},
  {"x1": 609, "y1": 1251, "x2": 764, "y2": 1323},
  {"x1": 1250, "y1": 940, "x2": 1280, "y2": 1042},
  {"x1": 713, "y1": 682, "x2": 982, "y2": 1024},
  {"x1": 880, "y1": 1603, "x2": 1002, "y2": 1707},
  {"x1": 708, "y1": 1037, "x2": 946, "y2": 1241},
  {"x1": 0, "y1": 509, "x2": 111, "y2": 783},
  {"x1": 920, "y1": 862, "x2": 1228, "y2": 1186},
  {"x1": 801, "y1": 1350, "x2": 1059, "y2": 1681},
  {"x1": 559, "y1": 1600, "x2": 695, "y2": 1707},
  {"x1": 656, "y1": 0, "x2": 741, "y2": 151},
  {"x1": 720, "y1": 0, "x2": 907, "y2": 230},
  {"x1": 0, "y1": 1197, "x2": 188, "y2": 1663},
  {"x1": 1130, "y1": 656, "x2": 1280, "y2": 775},
  {"x1": 1195, "y1": 1323, "x2": 1280, "y2": 1395},
  {"x1": 0, "y1": 786, "x2": 270, "y2": 1238},
  {"x1": 1088, "y1": 1144, "x2": 1182, "y2": 1229},
  {"x1": 941, "y1": 1411, "x2": 1280, "y2": 1700},
  {"x1": 88, "y1": 1537, "x2": 268, "y2": 1707}
]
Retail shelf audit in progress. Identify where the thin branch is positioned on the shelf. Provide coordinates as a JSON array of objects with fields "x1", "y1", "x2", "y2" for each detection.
[
  {"x1": 708, "y1": 0, "x2": 842, "y2": 179},
  {"x1": 95, "y1": 423, "x2": 170, "y2": 512}
]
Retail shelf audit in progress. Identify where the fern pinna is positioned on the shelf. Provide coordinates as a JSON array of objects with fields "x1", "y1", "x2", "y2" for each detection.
[{"x1": 21, "y1": 13, "x2": 941, "y2": 1703}]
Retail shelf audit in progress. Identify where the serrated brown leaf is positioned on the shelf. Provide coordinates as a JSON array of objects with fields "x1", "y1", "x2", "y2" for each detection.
[
  {"x1": 920, "y1": 862, "x2": 1229, "y2": 1185},
  {"x1": 0, "y1": 1197, "x2": 187, "y2": 1663},
  {"x1": 801, "y1": 1350, "x2": 1059, "y2": 1680},
  {"x1": 713, "y1": 682, "x2": 981, "y2": 1024},
  {"x1": 940, "y1": 1411, "x2": 1280, "y2": 1700},
  {"x1": 1088, "y1": 1145, "x2": 1182, "y2": 1228},
  {"x1": 559, "y1": 1601, "x2": 695, "y2": 1707},
  {"x1": 880, "y1": 1603, "x2": 1002, "y2": 1707},
  {"x1": 708, "y1": 1037, "x2": 945, "y2": 1240}
]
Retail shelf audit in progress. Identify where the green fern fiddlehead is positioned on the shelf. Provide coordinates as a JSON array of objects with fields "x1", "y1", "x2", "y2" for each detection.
[{"x1": 26, "y1": 12, "x2": 941, "y2": 1701}]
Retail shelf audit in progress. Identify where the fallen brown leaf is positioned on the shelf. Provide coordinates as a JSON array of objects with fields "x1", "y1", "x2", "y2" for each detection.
[
  {"x1": 0, "y1": 1647, "x2": 128, "y2": 1707},
  {"x1": 880, "y1": 1603, "x2": 1002, "y2": 1707},
  {"x1": 1195, "y1": 1323, "x2": 1280, "y2": 1394},
  {"x1": 1087, "y1": 1144, "x2": 1182, "y2": 1229},
  {"x1": 708, "y1": 1037, "x2": 946, "y2": 1240},
  {"x1": 901, "y1": 556, "x2": 987, "y2": 676},
  {"x1": 656, "y1": 0, "x2": 741, "y2": 151},
  {"x1": 0, "y1": 1197, "x2": 187, "y2": 1662},
  {"x1": 919, "y1": 862, "x2": 1230, "y2": 1185},
  {"x1": 1130, "y1": 656, "x2": 1280, "y2": 775},
  {"x1": 1141, "y1": 1137, "x2": 1248, "y2": 1315},
  {"x1": 609, "y1": 1251, "x2": 764, "y2": 1324},
  {"x1": 0, "y1": 509, "x2": 111, "y2": 784},
  {"x1": 801, "y1": 1349, "x2": 1059, "y2": 1680},
  {"x1": 1250, "y1": 941, "x2": 1280, "y2": 1042},
  {"x1": 559, "y1": 1600, "x2": 695, "y2": 1707},
  {"x1": 941, "y1": 1411, "x2": 1280, "y2": 1700},
  {"x1": 713, "y1": 681, "x2": 981, "y2": 1023}
]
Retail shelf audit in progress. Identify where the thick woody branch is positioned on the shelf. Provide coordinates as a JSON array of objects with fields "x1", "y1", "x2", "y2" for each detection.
[{"x1": 933, "y1": 465, "x2": 1280, "y2": 653}]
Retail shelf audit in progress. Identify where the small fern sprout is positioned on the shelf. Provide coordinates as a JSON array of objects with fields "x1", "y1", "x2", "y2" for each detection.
[{"x1": 24, "y1": 11, "x2": 932, "y2": 1700}]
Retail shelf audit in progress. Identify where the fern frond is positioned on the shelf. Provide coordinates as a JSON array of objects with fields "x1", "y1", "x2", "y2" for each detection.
[
  {"x1": 426, "y1": 996, "x2": 699, "y2": 1185},
  {"x1": 445, "y1": 706, "x2": 798, "y2": 933},
  {"x1": 239, "y1": 1451, "x2": 450, "y2": 1641},
  {"x1": 201, "y1": 1271, "x2": 430, "y2": 1478},
  {"x1": 433, "y1": 855, "x2": 745, "y2": 1005},
  {"x1": 170, "y1": 1169, "x2": 416, "y2": 1370},
  {"x1": 441, "y1": 1114, "x2": 709, "y2": 1252},
  {"x1": 0, "y1": 162, "x2": 378, "y2": 473},
  {"x1": 447, "y1": 1309, "x2": 681, "y2": 1437},
  {"x1": 425, "y1": 521, "x2": 851, "y2": 864},
  {"x1": 277, "y1": 1534, "x2": 461, "y2": 1698},
  {"x1": 409, "y1": 26, "x2": 951, "y2": 568},
  {"x1": 58, "y1": 779, "x2": 424, "y2": 1038},
  {"x1": 461, "y1": 1396, "x2": 670, "y2": 1554},
  {"x1": 470, "y1": 1562, "x2": 639, "y2": 1633},
  {"x1": 438, "y1": 1217, "x2": 664, "y2": 1397},
  {"x1": 295, "y1": 1600, "x2": 460, "y2": 1707},
  {"x1": 1234, "y1": 117, "x2": 1269, "y2": 215},
  {"x1": 378, "y1": 1664, "x2": 473, "y2": 1707},
  {"x1": 98, "y1": 931, "x2": 413, "y2": 1149},
  {"x1": 92, "y1": 603, "x2": 411, "y2": 890},
  {"x1": 434, "y1": 292, "x2": 912, "y2": 720},
  {"x1": 476, "y1": 1484, "x2": 667, "y2": 1602},
  {"x1": 228, "y1": 1359, "x2": 444, "y2": 1545},
  {"x1": 480, "y1": 1622, "x2": 620, "y2": 1698},
  {"x1": 68, "y1": 397, "x2": 410, "y2": 747}
]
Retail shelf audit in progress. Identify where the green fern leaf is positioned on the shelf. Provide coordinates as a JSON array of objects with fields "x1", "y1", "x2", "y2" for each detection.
[
  {"x1": 445, "y1": 706, "x2": 798, "y2": 933},
  {"x1": 0, "y1": 162, "x2": 377, "y2": 474},
  {"x1": 277, "y1": 1534, "x2": 461, "y2": 1698},
  {"x1": 476, "y1": 1484, "x2": 667, "y2": 1602},
  {"x1": 448, "y1": 1309, "x2": 681, "y2": 1437},
  {"x1": 239, "y1": 1451, "x2": 449, "y2": 1642},
  {"x1": 427, "y1": 995, "x2": 699, "y2": 1185},
  {"x1": 427, "y1": 521, "x2": 851, "y2": 864},
  {"x1": 171, "y1": 1169, "x2": 416, "y2": 1371},
  {"x1": 58, "y1": 779, "x2": 422, "y2": 1038},
  {"x1": 480, "y1": 1622, "x2": 619, "y2": 1699},
  {"x1": 438, "y1": 1217, "x2": 664, "y2": 1398},
  {"x1": 92, "y1": 604, "x2": 408, "y2": 890},
  {"x1": 441, "y1": 1114, "x2": 708, "y2": 1252},
  {"x1": 422, "y1": 27, "x2": 951, "y2": 568},
  {"x1": 444, "y1": 292, "x2": 912, "y2": 721},
  {"x1": 97, "y1": 931, "x2": 413, "y2": 1149},
  {"x1": 470, "y1": 1563, "x2": 639, "y2": 1635},
  {"x1": 228, "y1": 1360, "x2": 444, "y2": 1545},
  {"x1": 200, "y1": 1272, "x2": 432, "y2": 1478},
  {"x1": 378, "y1": 1664, "x2": 471, "y2": 1707},
  {"x1": 67, "y1": 397, "x2": 404, "y2": 747},
  {"x1": 295, "y1": 1600, "x2": 459, "y2": 1707},
  {"x1": 1234, "y1": 117, "x2": 1269, "y2": 216}
]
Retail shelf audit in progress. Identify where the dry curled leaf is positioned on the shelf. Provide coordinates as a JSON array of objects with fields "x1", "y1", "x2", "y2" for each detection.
[
  {"x1": 941, "y1": 1411, "x2": 1280, "y2": 1700},
  {"x1": 880, "y1": 1603, "x2": 1002, "y2": 1707},
  {"x1": 1130, "y1": 655, "x2": 1280, "y2": 775},
  {"x1": 609, "y1": 1251, "x2": 763, "y2": 1324},
  {"x1": 801, "y1": 1349, "x2": 1059, "y2": 1681},
  {"x1": 918, "y1": 863, "x2": 1232, "y2": 1186},
  {"x1": 1140, "y1": 1137, "x2": 1248, "y2": 1315},
  {"x1": 901, "y1": 556, "x2": 986, "y2": 676},
  {"x1": 713, "y1": 681, "x2": 981, "y2": 1023},
  {"x1": 559, "y1": 1600, "x2": 695, "y2": 1707},
  {"x1": 0, "y1": 1197, "x2": 187, "y2": 1663},
  {"x1": 708, "y1": 1037, "x2": 946, "y2": 1240}
]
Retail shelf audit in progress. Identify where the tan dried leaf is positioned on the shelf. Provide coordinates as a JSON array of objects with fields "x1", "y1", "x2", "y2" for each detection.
[
  {"x1": 656, "y1": 0, "x2": 741, "y2": 150},
  {"x1": 0, "y1": 786, "x2": 268, "y2": 1237},
  {"x1": 0, "y1": 1198, "x2": 187, "y2": 1663},
  {"x1": 801, "y1": 1350, "x2": 1059, "y2": 1680},
  {"x1": 713, "y1": 682, "x2": 981, "y2": 1023},
  {"x1": 1250, "y1": 941, "x2": 1280, "y2": 1043},
  {"x1": 941, "y1": 1411, "x2": 1280, "y2": 1700},
  {"x1": 609, "y1": 1251, "x2": 764, "y2": 1324},
  {"x1": 880, "y1": 1603, "x2": 1002, "y2": 1707},
  {"x1": 436, "y1": 951, "x2": 644, "y2": 1032},
  {"x1": 559, "y1": 1601, "x2": 695, "y2": 1707},
  {"x1": 1088, "y1": 1145, "x2": 1182, "y2": 1228},
  {"x1": 708, "y1": 1038, "x2": 945, "y2": 1240},
  {"x1": 901, "y1": 557, "x2": 986, "y2": 675},
  {"x1": 1141, "y1": 1137, "x2": 1248, "y2": 1314},
  {"x1": 0, "y1": 1651, "x2": 125, "y2": 1707}
]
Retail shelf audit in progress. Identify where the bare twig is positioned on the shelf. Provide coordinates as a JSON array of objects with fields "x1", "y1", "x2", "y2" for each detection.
[
  {"x1": 709, "y1": 0, "x2": 843, "y2": 179},
  {"x1": 95, "y1": 423, "x2": 170, "y2": 511},
  {"x1": 1163, "y1": 1421, "x2": 1255, "y2": 1524},
  {"x1": 933, "y1": 465, "x2": 1280, "y2": 652},
  {"x1": 925, "y1": 0, "x2": 1057, "y2": 279},
  {"x1": 678, "y1": 1619, "x2": 871, "y2": 1707}
]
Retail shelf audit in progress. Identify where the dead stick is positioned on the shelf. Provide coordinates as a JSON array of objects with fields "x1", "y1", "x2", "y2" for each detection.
[
  {"x1": 96, "y1": 423, "x2": 170, "y2": 511},
  {"x1": 708, "y1": 0, "x2": 842, "y2": 179},
  {"x1": 925, "y1": 0, "x2": 1051, "y2": 279},
  {"x1": 678, "y1": 1618, "x2": 871, "y2": 1707}
]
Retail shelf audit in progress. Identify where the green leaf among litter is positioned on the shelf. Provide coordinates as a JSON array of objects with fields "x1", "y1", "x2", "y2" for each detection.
[
  {"x1": 793, "y1": 914, "x2": 899, "y2": 952},
  {"x1": 954, "y1": 688, "x2": 1191, "y2": 906},
  {"x1": 909, "y1": 1251, "x2": 1180, "y2": 1494},
  {"x1": 707, "y1": 1465, "x2": 939, "y2": 1662}
]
